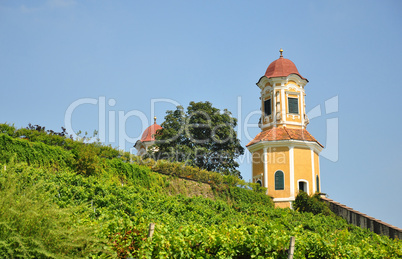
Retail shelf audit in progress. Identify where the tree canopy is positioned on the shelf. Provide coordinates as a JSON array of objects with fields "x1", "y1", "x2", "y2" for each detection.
[{"x1": 148, "y1": 101, "x2": 244, "y2": 178}]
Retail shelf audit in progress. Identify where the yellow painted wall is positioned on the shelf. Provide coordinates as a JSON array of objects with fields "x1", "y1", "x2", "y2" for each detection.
[
  {"x1": 293, "y1": 148, "x2": 313, "y2": 194},
  {"x1": 275, "y1": 201, "x2": 291, "y2": 209},
  {"x1": 286, "y1": 115, "x2": 302, "y2": 123},
  {"x1": 267, "y1": 147, "x2": 290, "y2": 198},
  {"x1": 250, "y1": 145, "x2": 320, "y2": 209},
  {"x1": 252, "y1": 149, "x2": 264, "y2": 183}
]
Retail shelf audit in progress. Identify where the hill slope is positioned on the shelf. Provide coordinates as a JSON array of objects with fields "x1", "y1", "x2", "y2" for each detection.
[{"x1": 0, "y1": 124, "x2": 401, "y2": 258}]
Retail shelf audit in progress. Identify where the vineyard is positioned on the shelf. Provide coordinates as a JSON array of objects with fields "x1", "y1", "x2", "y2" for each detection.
[{"x1": 0, "y1": 123, "x2": 401, "y2": 258}]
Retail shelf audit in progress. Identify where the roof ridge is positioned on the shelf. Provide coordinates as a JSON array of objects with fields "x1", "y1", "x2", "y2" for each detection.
[{"x1": 283, "y1": 127, "x2": 292, "y2": 139}]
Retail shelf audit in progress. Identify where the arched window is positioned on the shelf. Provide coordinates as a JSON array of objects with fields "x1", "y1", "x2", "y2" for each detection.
[
  {"x1": 256, "y1": 179, "x2": 262, "y2": 186},
  {"x1": 274, "y1": 171, "x2": 284, "y2": 190},
  {"x1": 316, "y1": 175, "x2": 320, "y2": 193}
]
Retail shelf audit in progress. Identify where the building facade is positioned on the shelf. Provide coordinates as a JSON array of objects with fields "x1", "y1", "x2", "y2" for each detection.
[{"x1": 247, "y1": 50, "x2": 323, "y2": 208}]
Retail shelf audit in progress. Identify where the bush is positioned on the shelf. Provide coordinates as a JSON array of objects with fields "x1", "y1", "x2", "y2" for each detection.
[
  {"x1": 293, "y1": 191, "x2": 332, "y2": 216},
  {"x1": 72, "y1": 143, "x2": 102, "y2": 176}
]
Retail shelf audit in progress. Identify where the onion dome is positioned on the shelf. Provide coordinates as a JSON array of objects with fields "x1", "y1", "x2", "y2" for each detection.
[
  {"x1": 264, "y1": 49, "x2": 306, "y2": 80},
  {"x1": 140, "y1": 117, "x2": 162, "y2": 142}
]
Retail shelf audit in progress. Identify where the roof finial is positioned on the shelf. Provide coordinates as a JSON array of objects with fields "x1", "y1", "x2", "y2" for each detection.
[
  {"x1": 154, "y1": 116, "x2": 157, "y2": 124},
  {"x1": 279, "y1": 48, "x2": 283, "y2": 58}
]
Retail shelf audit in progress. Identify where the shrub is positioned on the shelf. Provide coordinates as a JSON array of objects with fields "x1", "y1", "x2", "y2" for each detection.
[
  {"x1": 293, "y1": 191, "x2": 332, "y2": 216},
  {"x1": 72, "y1": 143, "x2": 102, "y2": 176}
]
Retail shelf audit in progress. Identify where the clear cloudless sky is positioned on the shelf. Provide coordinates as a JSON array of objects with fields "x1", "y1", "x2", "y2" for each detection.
[{"x1": 1, "y1": 0, "x2": 401, "y2": 228}]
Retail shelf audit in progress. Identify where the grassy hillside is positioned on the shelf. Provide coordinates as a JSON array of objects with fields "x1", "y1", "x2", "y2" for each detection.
[{"x1": 0, "y1": 124, "x2": 401, "y2": 258}]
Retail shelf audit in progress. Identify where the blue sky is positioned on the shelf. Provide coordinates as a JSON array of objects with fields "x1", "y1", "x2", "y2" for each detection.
[{"x1": 1, "y1": 0, "x2": 401, "y2": 228}]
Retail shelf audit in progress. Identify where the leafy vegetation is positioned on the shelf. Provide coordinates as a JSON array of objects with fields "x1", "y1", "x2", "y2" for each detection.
[
  {"x1": 0, "y1": 123, "x2": 401, "y2": 258},
  {"x1": 150, "y1": 101, "x2": 245, "y2": 178},
  {"x1": 293, "y1": 191, "x2": 333, "y2": 216},
  {"x1": 0, "y1": 165, "x2": 104, "y2": 258}
]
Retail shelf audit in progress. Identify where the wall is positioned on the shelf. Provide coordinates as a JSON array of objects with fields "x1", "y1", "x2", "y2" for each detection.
[
  {"x1": 320, "y1": 196, "x2": 402, "y2": 239},
  {"x1": 293, "y1": 148, "x2": 313, "y2": 194}
]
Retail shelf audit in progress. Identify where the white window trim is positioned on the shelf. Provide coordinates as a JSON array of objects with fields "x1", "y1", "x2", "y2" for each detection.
[
  {"x1": 311, "y1": 149, "x2": 315, "y2": 193},
  {"x1": 289, "y1": 146, "x2": 295, "y2": 198},
  {"x1": 297, "y1": 179, "x2": 309, "y2": 195},
  {"x1": 287, "y1": 96, "x2": 300, "y2": 115},
  {"x1": 281, "y1": 89, "x2": 285, "y2": 124}
]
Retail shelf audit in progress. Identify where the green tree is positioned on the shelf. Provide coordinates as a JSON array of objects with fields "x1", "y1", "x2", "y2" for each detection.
[{"x1": 149, "y1": 101, "x2": 244, "y2": 178}]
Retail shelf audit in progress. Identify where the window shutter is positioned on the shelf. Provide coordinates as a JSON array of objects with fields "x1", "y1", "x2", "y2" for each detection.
[
  {"x1": 275, "y1": 171, "x2": 284, "y2": 190},
  {"x1": 288, "y1": 97, "x2": 299, "y2": 114},
  {"x1": 264, "y1": 99, "x2": 271, "y2": 116}
]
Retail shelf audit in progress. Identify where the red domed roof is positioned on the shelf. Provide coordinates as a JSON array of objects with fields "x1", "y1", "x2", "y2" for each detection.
[
  {"x1": 140, "y1": 123, "x2": 162, "y2": 142},
  {"x1": 265, "y1": 56, "x2": 305, "y2": 80}
]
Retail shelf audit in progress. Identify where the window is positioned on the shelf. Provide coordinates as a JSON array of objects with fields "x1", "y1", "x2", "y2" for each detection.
[
  {"x1": 274, "y1": 171, "x2": 284, "y2": 190},
  {"x1": 264, "y1": 99, "x2": 271, "y2": 116},
  {"x1": 288, "y1": 97, "x2": 299, "y2": 114},
  {"x1": 256, "y1": 179, "x2": 262, "y2": 186},
  {"x1": 316, "y1": 175, "x2": 320, "y2": 193},
  {"x1": 298, "y1": 181, "x2": 307, "y2": 193}
]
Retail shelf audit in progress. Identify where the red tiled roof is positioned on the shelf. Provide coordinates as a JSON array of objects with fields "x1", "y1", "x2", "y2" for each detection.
[
  {"x1": 140, "y1": 123, "x2": 162, "y2": 142},
  {"x1": 265, "y1": 57, "x2": 306, "y2": 80},
  {"x1": 246, "y1": 127, "x2": 323, "y2": 147}
]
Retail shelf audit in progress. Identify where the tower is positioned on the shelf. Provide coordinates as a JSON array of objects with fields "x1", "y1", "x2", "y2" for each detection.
[
  {"x1": 246, "y1": 50, "x2": 323, "y2": 208},
  {"x1": 134, "y1": 117, "x2": 162, "y2": 156}
]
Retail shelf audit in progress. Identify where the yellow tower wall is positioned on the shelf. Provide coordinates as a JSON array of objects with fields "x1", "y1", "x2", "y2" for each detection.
[
  {"x1": 267, "y1": 147, "x2": 290, "y2": 198},
  {"x1": 293, "y1": 148, "x2": 313, "y2": 194},
  {"x1": 252, "y1": 149, "x2": 264, "y2": 182}
]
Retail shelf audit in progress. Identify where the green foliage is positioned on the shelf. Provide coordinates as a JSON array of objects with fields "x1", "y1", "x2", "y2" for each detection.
[
  {"x1": 137, "y1": 158, "x2": 262, "y2": 191},
  {"x1": 0, "y1": 123, "x2": 17, "y2": 136},
  {"x1": 150, "y1": 101, "x2": 245, "y2": 178},
  {"x1": 72, "y1": 143, "x2": 102, "y2": 176},
  {"x1": 293, "y1": 191, "x2": 333, "y2": 216},
  {"x1": 0, "y1": 123, "x2": 401, "y2": 258},
  {"x1": 0, "y1": 134, "x2": 75, "y2": 169},
  {"x1": 0, "y1": 165, "x2": 104, "y2": 258}
]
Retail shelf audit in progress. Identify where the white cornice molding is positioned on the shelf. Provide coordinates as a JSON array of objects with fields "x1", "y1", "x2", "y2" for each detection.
[
  {"x1": 285, "y1": 90, "x2": 300, "y2": 95},
  {"x1": 256, "y1": 74, "x2": 308, "y2": 90},
  {"x1": 247, "y1": 139, "x2": 323, "y2": 154},
  {"x1": 256, "y1": 76, "x2": 270, "y2": 89}
]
